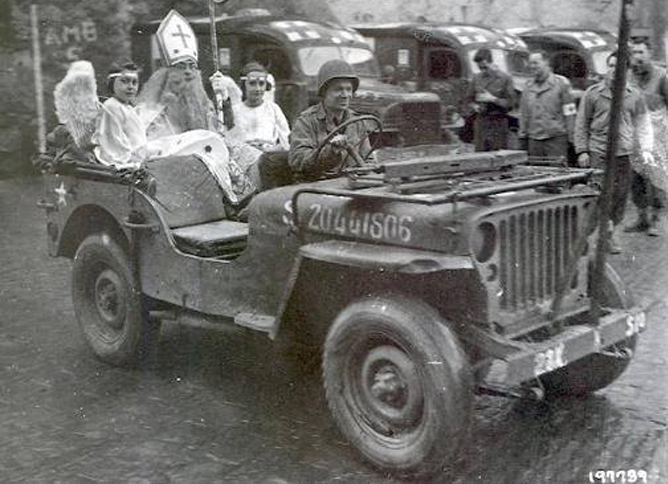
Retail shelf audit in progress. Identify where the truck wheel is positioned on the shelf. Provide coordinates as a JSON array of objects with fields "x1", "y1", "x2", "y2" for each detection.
[
  {"x1": 541, "y1": 263, "x2": 636, "y2": 397},
  {"x1": 323, "y1": 296, "x2": 472, "y2": 478},
  {"x1": 72, "y1": 233, "x2": 159, "y2": 366}
]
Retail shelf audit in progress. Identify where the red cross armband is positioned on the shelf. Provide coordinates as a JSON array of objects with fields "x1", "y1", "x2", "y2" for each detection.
[{"x1": 562, "y1": 103, "x2": 577, "y2": 116}]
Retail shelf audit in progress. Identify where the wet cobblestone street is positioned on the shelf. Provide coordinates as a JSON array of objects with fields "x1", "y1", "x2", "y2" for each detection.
[{"x1": 1, "y1": 177, "x2": 666, "y2": 483}]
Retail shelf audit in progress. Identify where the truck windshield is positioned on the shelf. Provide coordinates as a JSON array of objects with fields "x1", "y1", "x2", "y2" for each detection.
[
  {"x1": 506, "y1": 50, "x2": 531, "y2": 75},
  {"x1": 591, "y1": 50, "x2": 613, "y2": 75},
  {"x1": 468, "y1": 48, "x2": 530, "y2": 76},
  {"x1": 298, "y1": 46, "x2": 381, "y2": 77}
]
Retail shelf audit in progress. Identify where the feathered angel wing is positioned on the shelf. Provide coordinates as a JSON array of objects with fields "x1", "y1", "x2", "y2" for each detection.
[{"x1": 54, "y1": 61, "x2": 101, "y2": 149}]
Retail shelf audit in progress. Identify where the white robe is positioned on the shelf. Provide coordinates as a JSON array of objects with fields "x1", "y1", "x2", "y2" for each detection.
[
  {"x1": 93, "y1": 98, "x2": 147, "y2": 167},
  {"x1": 229, "y1": 101, "x2": 290, "y2": 151}
]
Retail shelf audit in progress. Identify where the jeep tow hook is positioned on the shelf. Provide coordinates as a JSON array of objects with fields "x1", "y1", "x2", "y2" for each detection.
[
  {"x1": 476, "y1": 383, "x2": 545, "y2": 401},
  {"x1": 599, "y1": 347, "x2": 634, "y2": 360}
]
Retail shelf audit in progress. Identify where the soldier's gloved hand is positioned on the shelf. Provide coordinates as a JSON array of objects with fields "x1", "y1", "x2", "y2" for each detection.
[
  {"x1": 209, "y1": 71, "x2": 231, "y2": 101},
  {"x1": 329, "y1": 134, "x2": 349, "y2": 150},
  {"x1": 577, "y1": 153, "x2": 590, "y2": 168},
  {"x1": 642, "y1": 151, "x2": 655, "y2": 166}
]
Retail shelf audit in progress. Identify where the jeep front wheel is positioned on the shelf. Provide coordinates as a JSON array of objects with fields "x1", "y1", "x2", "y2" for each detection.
[
  {"x1": 540, "y1": 263, "x2": 637, "y2": 397},
  {"x1": 323, "y1": 296, "x2": 472, "y2": 479},
  {"x1": 72, "y1": 233, "x2": 159, "y2": 366}
]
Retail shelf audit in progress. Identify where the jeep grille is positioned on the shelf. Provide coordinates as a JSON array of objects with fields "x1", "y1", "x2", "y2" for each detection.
[{"x1": 498, "y1": 204, "x2": 580, "y2": 310}]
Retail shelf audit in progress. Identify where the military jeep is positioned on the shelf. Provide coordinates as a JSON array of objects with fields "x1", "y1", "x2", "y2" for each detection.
[{"x1": 39, "y1": 128, "x2": 644, "y2": 477}]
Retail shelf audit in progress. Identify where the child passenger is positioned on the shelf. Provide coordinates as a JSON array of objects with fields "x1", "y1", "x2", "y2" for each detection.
[{"x1": 93, "y1": 61, "x2": 148, "y2": 167}]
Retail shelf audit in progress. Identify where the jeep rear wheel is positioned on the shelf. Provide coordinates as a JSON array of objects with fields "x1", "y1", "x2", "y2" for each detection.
[
  {"x1": 72, "y1": 233, "x2": 159, "y2": 366},
  {"x1": 323, "y1": 296, "x2": 472, "y2": 478},
  {"x1": 541, "y1": 263, "x2": 637, "y2": 397}
]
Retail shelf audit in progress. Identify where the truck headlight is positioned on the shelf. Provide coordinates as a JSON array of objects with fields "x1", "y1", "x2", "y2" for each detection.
[{"x1": 471, "y1": 222, "x2": 496, "y2": 262}]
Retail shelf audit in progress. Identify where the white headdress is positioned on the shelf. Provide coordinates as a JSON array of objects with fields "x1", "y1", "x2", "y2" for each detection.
[
  {"x1": 53, "y1": 60, "x2": 101, "y2": 148},
  {"x1": 156, "y1": 10, "x2": 198, "y2": 66}
]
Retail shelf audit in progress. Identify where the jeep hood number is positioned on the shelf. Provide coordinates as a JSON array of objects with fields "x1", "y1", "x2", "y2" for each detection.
[{"x1": 307, "y1": 203, "x2": 414, "y2": 243}]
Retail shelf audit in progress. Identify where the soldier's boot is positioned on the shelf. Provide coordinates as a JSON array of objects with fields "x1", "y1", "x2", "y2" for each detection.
[
  {"x1": 647, "y1": 208, "x2": 660, "y2": 237},
  {"x1": 624, "y1": 208, "x2": 649, "y2": 233}
]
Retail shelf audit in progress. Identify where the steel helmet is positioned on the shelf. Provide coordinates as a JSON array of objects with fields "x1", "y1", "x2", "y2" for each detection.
[{"x1": 317, "y1": 60, "x2": 360, "y2": 97}]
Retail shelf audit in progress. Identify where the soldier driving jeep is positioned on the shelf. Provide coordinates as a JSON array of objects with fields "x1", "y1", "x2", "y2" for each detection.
[{"x1": 289, "y1": 59, "x2": 376, "y2": 182}]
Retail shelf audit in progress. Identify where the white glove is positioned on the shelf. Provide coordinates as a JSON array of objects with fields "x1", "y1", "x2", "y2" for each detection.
[
  {"x1": 642, "y1": 151, "x2": 655, "y2": 166},
  {"x1": 209, "y1": 71, "x2": 231, "y2": 101}
]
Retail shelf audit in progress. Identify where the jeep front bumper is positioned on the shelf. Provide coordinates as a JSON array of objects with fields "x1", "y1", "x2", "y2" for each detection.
[{"x1": 483, "y1": 308, "x2": 646, "y2": 387}]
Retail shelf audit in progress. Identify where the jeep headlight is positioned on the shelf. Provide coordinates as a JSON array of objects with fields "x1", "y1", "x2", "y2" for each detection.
[{"x1": 470, "y1": 222, "x2": 496, "y2": 262}]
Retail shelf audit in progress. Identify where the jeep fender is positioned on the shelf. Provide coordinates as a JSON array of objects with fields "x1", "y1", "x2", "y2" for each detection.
[
  {"x1": 270, "y1": 240, "x2": 477, "y2": 343},
  {"x1": 57, "y1": 204, "x2": 131, "y2": 258}
]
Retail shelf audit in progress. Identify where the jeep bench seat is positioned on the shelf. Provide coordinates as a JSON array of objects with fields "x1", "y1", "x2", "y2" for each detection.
[
  {"x1": 171, "y1": 220, "x2": 249, "y2": 258},
  {"x1": 144, "y1": 155, "x2": 248, "y2": 258}
]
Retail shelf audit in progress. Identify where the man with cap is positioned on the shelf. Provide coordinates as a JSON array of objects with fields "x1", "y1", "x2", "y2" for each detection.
[
  {"x1": 289, "y1": 60, "x2": 373, "y2": 182},
  {"x1": 228, "y1": 61, "x2": 290, "y2": 152}
]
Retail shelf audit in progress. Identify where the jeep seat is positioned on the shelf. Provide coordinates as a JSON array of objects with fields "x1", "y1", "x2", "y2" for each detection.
[
  {"x1": 145, "y1": 154, "x2": 228, "y2": 229},
  {"x1": 171, "y1": 220, "x2": 249, "y2": 258}
]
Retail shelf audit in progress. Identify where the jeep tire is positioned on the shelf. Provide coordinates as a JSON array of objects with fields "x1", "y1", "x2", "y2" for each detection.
[
  {"x1": 72, "y1": 233, "x2": 159, "y2": 366},
  {"x1": 323, "y1": 296, "x2": 472, "y2": 478},
  {"x1": 540, "y1": 263, "x2": 637, "y2": 397}
]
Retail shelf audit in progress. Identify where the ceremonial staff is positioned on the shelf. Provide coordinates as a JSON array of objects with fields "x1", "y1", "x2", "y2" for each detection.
[{"x1": 209, "y1": 0, "x2": 230, "y2": 126}]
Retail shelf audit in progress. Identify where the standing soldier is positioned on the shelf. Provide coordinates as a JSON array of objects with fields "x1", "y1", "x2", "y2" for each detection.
[
  {"x1": 625, "y1": 41, "x2": 668, "y2": 236},
  {"x1": 518, "y1": 50, "x2": 577, "y2": 160},
  {"x1": 574, "y1": 51, "x2": 654, "y2": 254},
  {"x1": 466, "y1": 48, "x2": 517, "y2": 152}
]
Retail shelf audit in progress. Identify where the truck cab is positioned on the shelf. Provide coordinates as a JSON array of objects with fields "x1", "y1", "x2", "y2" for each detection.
[
  {"x1": 352, "y1": 23, "x2": 532, "y2": 135},
  {"x1": 515, "y1": 28, "x2": 617, "y2": 99},
  {"x1": 131, "y1": 11, "x2": 446, "y2": 146}
]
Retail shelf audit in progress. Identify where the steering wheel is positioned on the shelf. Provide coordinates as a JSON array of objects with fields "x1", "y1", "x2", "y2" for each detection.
[{"x1": 312, "y1": 114, "x2": 382, "y2": 177}]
